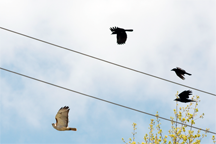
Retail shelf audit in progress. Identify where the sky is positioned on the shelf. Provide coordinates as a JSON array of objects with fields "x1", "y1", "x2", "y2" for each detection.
[{"x1": 0, "y1": 0, "x2": 215, "y2": 143}]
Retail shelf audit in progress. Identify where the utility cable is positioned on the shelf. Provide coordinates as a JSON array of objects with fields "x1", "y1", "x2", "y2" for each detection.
[
  {"x1": 0, "y1": 27, "x2": 215, "y2": 96},
  {"x1": 0, "y1": 67, "x2": 215, "y2": 134}
]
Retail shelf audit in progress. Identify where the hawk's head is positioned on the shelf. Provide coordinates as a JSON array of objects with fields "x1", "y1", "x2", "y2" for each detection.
[{"x1": 52, "y1": 123, "x2": 56, "y2": 127}]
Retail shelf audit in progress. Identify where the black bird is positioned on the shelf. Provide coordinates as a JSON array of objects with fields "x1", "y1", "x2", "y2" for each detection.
[
  {"x1": 171, "y1": 67, "x2": 191, "y2": 80},
  {"x1": 110, "y1": 27, "x2": 133, "y2": 44},
  {"x1": 174, "y1": 90, "x2": 196, "y2": 103}
]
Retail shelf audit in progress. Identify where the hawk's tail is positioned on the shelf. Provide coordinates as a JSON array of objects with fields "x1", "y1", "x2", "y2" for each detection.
[
  {"x1": 185, "y1": 72, "x2": 191, "y2": 76},
  {"x1": 68, "y1": 128, "x2": 77, "y2": 131}
]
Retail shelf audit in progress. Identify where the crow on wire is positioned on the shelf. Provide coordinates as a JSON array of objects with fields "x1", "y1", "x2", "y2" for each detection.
[
  {"x1": 171, "y1": 67, "x2": 191, "y2": 80},
  {"x1": 110, "y1": 27, "x2": 133, "y2": 45},
  {"x1": 174, "y1": 90, "x2": 196, "y2": 103}
]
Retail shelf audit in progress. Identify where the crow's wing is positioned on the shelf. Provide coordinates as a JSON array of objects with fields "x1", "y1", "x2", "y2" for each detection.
[
  {"x1": 177, "y1": 67, "x2": 185, "y2": 71},
  {"x1": 117, "y1": 32, "x2": 127, "y2": 44},
  {"x1": 110, "y1": 27, "x2": 124, "y2": 32},
  {"x1": 176, "y1": 73, "x2": 185, "y2": 80},
  {"x1": 110, "y1": 27, "x2": 117, "y2": 32},
  {"x1": 179, "y1": 90, "x2": 192, "y2": 99},
  {"x1": 177, "y1": 67, "x2": 187, "y2": 73}
]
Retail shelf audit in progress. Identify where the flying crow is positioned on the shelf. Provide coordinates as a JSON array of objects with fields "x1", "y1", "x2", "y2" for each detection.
[
  {"x1": 110, "y1": 27, "x2": 133, "y2": 44},
  {"x1": 174, "y1": 90, "x2": 196, "y2": 103},
  {"x1": 171, "y1": 67, "x2": 191, "y2": 80}
]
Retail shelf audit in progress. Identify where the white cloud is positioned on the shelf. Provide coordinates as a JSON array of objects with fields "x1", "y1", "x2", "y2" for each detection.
[{"x1": 0, "y1": 0, "x2": 215, "y2": 143}]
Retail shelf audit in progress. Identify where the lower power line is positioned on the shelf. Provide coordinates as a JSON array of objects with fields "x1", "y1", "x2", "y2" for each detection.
[{"x1": 0, "y1": 67, "x2": 215, "y2": 134}]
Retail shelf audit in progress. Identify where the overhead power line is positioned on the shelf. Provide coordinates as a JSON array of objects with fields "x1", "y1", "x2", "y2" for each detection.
[
  {"x1": 0, "y1": 27, "x2": 215, "y2": 97},
  {"x1": 0, "y1": 67, "x2": 215, "y2": 134}
]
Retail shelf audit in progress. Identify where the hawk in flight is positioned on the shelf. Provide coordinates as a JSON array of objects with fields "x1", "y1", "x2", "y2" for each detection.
[
  {"x1": 171, "y1": 67, "x2": 191, "y2": 80},
  {"x1": 174, "y1": 90, "x2": 196, "y2": 103},
  {"x1": 52, "y1": 106, "x2": 77, "y2": 131},
  {"x1": 110, "y1": 27, "x2": 133, "y2": 44}
]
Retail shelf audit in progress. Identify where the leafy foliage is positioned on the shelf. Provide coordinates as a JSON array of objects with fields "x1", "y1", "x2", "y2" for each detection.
[{"x1": 122, "y1": 93, "x2": 215, "y2": 144}]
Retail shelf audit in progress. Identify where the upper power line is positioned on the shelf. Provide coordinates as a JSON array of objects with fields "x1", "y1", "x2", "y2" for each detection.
[
  {"x1": 0, "y1": 26, "x2": 215, "y2": 96},
  {"x1": 0, "y1": 67, "x2": 215, "y2": 134}
]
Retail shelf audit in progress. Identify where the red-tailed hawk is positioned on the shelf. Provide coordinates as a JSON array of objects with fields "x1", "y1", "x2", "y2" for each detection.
[
  {"x1": 171, "y1": 67, "x2": 191, "y2": 80},
  {"x1": 52, "y1": 106, "x2": 77, "y2": 131},
  {"x1": 110, "y1": 27, "x2": 133, "y2": 45}
]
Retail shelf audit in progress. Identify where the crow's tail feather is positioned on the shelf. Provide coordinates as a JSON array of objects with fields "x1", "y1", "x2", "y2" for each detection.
[
  {"x1": 125, "y1": 29, "x2": 133, "y2": 32},
  {"x1": 186, "y1": 72, "x2": 191, "y2": 76}
]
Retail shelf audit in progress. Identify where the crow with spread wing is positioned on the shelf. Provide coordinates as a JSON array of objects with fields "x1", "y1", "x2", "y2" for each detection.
[
  {"x1": 174, "y1": 90, "x2": 196, "y2": 103},
  {"x1": 110, "y1": 27, "x2": 133, "y2": 44},
  {"x1": 171, "y1": 67, "x2": 191, "y2": 80}
]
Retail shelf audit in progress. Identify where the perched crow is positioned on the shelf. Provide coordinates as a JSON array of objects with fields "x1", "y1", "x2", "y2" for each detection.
[
  {"x1": 110, "y1": 27, "x2": 133, "y2": 44},
  {"x1": 174, "y1": 90, "x2": 196, "y2": 103},
  {"x1": 171, "y1": 67, "x2": 191, "y2": 80}
]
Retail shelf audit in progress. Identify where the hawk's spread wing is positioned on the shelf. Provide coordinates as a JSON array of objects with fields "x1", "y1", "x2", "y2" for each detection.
[{"x1": 55, "y1": 106, "x2": 69, "y2": 127}]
